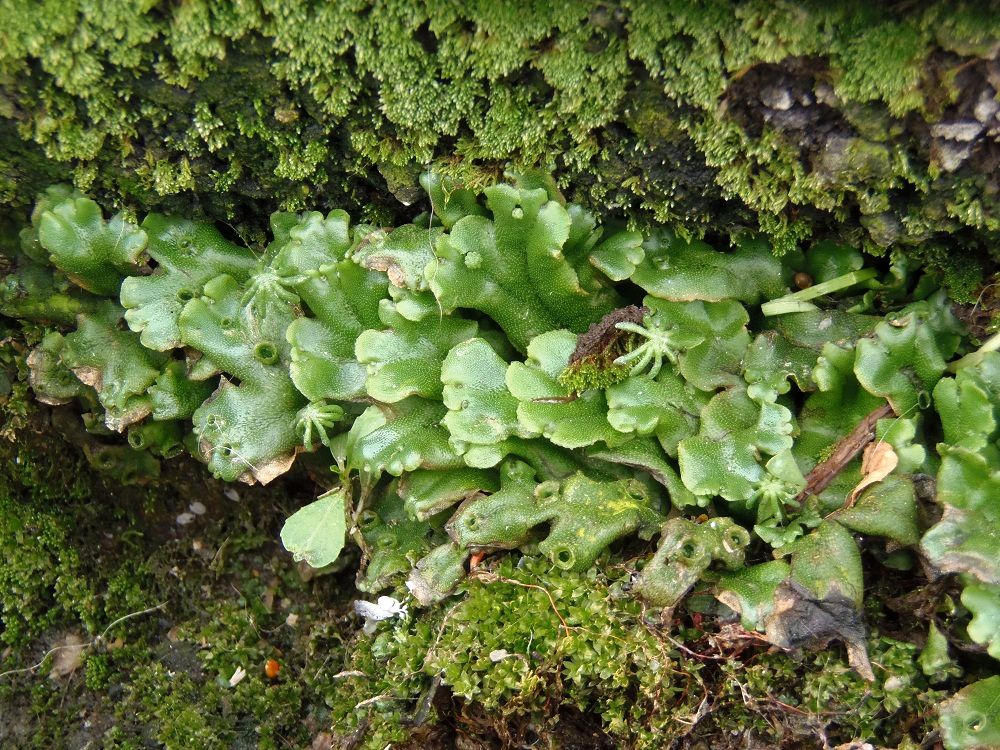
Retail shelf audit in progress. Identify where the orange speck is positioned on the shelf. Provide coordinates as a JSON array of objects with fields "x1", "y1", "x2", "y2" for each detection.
[{"x1": 264, "y1": 658, "x2": 280, "y2": 679}]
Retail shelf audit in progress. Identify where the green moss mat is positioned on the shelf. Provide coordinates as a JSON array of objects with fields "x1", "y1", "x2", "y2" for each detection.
[{"x1": 2, "y1": 1, "x2": 998, "y2": 264}]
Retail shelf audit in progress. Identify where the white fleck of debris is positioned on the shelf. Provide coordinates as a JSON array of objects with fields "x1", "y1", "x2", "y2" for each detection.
[
  {"x1": 354, "y1": 596, "x2": 408, "y2": 634},
  {"x1": 229, "y1": 666, "x2": 247, "y2": 687},
  {"x1": 818, "y1": 316, "x2": 833, "y2": 331},
  {"x1": 189, "y1": 501, "x2": 207, "y2": 515},
  {"x1": 224, "y1": 488, "x2": 240, "y2": 502},
  {"x1": 285, "y1": 613, "x2": 300, "y2": 627},
  {"x1": 930, "y1": 119, "x2": 983, "y2": 142},
  {"x1": 175, "y1": 512, "x2": 195, "y2": 526},
  {"x1": 760, "y1": 85, "x2": 793, "y2": 111},
  {"x1": 489, "y1": 649, "x2": 512, "y2": 662}
]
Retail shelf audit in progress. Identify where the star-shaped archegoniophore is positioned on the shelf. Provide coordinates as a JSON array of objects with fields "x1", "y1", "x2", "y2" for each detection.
[
  {"x1": 612, "y1": 319, "x2": 686, "y2": 379},
  {"x1": 294, "y1": 400, "x2": 346, "y2": 449}
]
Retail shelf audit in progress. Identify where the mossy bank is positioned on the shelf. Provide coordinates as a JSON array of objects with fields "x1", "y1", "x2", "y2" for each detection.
[
  {"x1": 0, "y1": 420, "x2": 972, "y2": 749},
  {"x1": 1, "y1": 1, "x2": 999, "y2": 285}
]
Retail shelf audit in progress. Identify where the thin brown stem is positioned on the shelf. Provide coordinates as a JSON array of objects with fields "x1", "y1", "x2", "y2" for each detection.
[{"x1": 797, "y1": 402, "x2": 894, "y2": 502}]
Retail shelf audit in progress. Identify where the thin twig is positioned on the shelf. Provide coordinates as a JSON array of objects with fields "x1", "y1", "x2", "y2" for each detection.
[{"x1": 797, "y1": 403, "x2": 894, "y2": 502}]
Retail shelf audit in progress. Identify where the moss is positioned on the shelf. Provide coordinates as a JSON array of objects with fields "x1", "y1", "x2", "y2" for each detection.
[
  {"x1": 698, "y1": 635, "x2": 946, "y2": 746},
  {"x1": 324, "y1": 556, "x2": 952, "y2": 749},
  {"x1": 0, "y1": 494, "x2": 96, "y2": 645},
  {"x1": 0, "y1": 414, "x2": 362, "y2": 748},
  {"x1": 0, "y1": 429, "x2": 105, "y2": 645},
  {"x1": 0, "y1": 0, "x2": 997, "y2": 272}
]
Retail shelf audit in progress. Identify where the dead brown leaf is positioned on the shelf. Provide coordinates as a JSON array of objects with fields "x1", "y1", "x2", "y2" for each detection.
[
  {"x1": 762, "y1": 580, "x2": 875, "y2": 681},
  {"x1": 48, "y1": 633, "x2": 86, "y2": 679},
  {"x1": 847, "y1": 441, "x2": 898, "y2": 506}
]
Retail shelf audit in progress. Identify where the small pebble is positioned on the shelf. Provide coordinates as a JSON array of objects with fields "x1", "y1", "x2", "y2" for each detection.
[
  {"x1": 175, "y1": 512, "x2": 195, "y2": 526},
  {"x1": 974, "y1": 88, "x2": 999, "y2": 123},
  {"x1": 814, "y1": 82, "x2": 839, "y2": 107},
  {"x1": 224, "y1": 488, "x2": 240, "y2": 502},
  {"x1": 930, "y1": 119, "x2": 983, "y2": 142},
  {"x1": 934, "y1": 140, "x2": 973, "y2": 172},
  {"x1": 189, "y1": 501, "x2": 207, "y2": 515},
  {"x1": 760, "y1": 85, "x2": 793, "y2": 111}
]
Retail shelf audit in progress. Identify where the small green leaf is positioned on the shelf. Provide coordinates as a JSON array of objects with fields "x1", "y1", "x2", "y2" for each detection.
[
  {"x1": 678, "y1": 385, "x2": 794, "y2": 503},
  {"x1": 398, "y1": 467, "x2": 499, "y2": 521},
  {"x1": 441, "y1": 338, "x2": 523, "y2": 451},
  {"x1": 778, "y1": 520, "x2": 863, "y2": 607},
  {"x1": 919, "y1": 622, "x2": 959, "y2": 681},
  {"x1": 854, "y1": 291, "x2": 963, "y2": 414},
  {"x1": 280, "y1": 214, "x2": 388, "y2": 402},
  {"x1": 346, "y1": 398, "x2": 464, "y2": 477},
  {"x1": 148, "y1": 360, "x2": 215, "y2": 421},
  {"x1": 356, "y1": 301, "x2": 477, "y2": 402},
  {"x1": 715, "y1": 560, "x2": 791, "y2": 630},
  {"x1": 801, "y1": 240, "x2": 864, "y2": 283},
  {"x1": 589, "y1": 230, "x2": 645, "y2": 281},
  {"x1": 421, "y1": 172, "x2": 486, "y2": 229},
  {"x1": 25, "y1": 331, "x2": 92, "y2": 405},
  {"x1": 280, "y1": 488, "x2": 348, "y2": 568},
  {"x1": 426, "y1": 184, "x2": 615, "y2": 351},
  {"x1": 768, "y1": 309, "x2": 880, "y2": 351},
  {"x1": 448, "y1": 464, "x2": 661, "y2": 572},
  {"x1": 62, "y1": 311, "x2": 168, "y2": 432},
  {"x1": 743, "y1": 331, "x2": 820, "y2": 395},
  {"x1": 633, "y1": 517, "x2": 751, "y2": 609},
  {"x1": 358, "y1": 490, "x2": 437, "y2": 593},
  {"x1": 121, "y1": 214, "x2": 256, "y2": 350},
  {"x1": 795, "y1": 343, "x2": 884, "y2": 467},
  {"x1": 605, "y1": 368, "x2": 705, "y2": 455},
  {"x1": 632, "y1": 297, "x2": 751, "y2": 391},
  {"x1": 352, "y1": 224, "x2": 440, "y2": 291},
  {"x1": 0, "y1": 256, "x2": 114, "y2": 325},
  {"x1": 180, "y1": 274, "x2": 305, "y2": 484},
  {"x1": 588, "y1": 438, "x2": 701, "y2": 510},
  {"x1": 922, "y1": 447, "x2": 1000, "y2": 585},
  {"x1": 933, "y1": 351, "x2": 1000, "y2": 452},
  {"x1": 407, "y1": 541, "x2": 470, "y2": 605}
]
